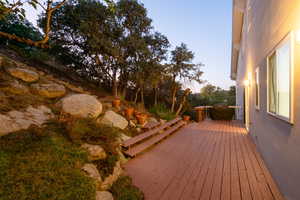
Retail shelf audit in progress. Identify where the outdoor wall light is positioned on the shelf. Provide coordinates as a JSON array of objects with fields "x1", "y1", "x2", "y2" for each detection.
[{"x1": 244, "y1": 79, "x2": 250, "y2": 87}]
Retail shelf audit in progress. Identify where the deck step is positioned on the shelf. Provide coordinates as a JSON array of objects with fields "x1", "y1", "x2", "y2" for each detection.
[
  {"x1": 143, "y1": 121, "x2": 161, "y2": 130},
  {"x1": 122, "y1": 117, "x2": 181, "y2": 148},
  {"x1": 124, "y1": 121, "x2": 185, "y2": 157}
]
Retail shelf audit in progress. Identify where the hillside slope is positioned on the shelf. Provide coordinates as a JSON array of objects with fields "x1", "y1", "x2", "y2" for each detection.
[{"x1": 0, "y1": 54, "x2": 146, "y2": 200}]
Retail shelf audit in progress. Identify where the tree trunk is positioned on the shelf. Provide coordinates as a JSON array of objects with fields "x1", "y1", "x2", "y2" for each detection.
[
  {"x1": 176, "y1": 97, "x2": 186, "y2": 116},
  {"x1": 134, "y1": 88, "x2": 141, "y2": 104},
  {"x1": 112, "y1": 70, "x2": 118, "y2": 98},
  {"x1": 141, "y1": 86, "x2": 145, "y2": 106},
  {"x1": 171, "y1": 86, "x2": 177, "y2": 112},
  {"x1": 154, "y1": 87, "x2": 158, "y2": 106}
]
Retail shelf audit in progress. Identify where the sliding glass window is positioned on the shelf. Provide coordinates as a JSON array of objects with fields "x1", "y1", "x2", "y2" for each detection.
[{"x1": 267, "y1": 34, "x2": 293, "y2": 122}]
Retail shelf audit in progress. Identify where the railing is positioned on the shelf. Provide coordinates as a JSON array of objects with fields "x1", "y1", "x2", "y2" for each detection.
[{"x1": 194, "y1": 106, "x2": 241, "y2": 122}]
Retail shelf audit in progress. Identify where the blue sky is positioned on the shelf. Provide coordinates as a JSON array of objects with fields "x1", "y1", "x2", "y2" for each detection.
[{"x1": 140, "y1": 0, "x2": 235, "y2": 92}]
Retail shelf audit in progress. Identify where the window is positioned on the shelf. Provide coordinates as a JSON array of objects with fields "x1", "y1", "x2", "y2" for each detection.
[
  {"x1": 267, "y1": 33, "x2": 293, "y2": 122},
  {"x1": 255, "y1": 67, "x2": 260, "y2": 109}
]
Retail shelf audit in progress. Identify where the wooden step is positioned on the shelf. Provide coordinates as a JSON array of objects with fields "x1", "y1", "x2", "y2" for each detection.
[
  {"x1": 143, "y1": 121, "x2": 161, "y2": 131},
  {"x1": 122, "y1": 117, "x2": 181, "y2": 148},
  {"x1": 124, "y1": 121, "x2": 185, "y2": 157}
]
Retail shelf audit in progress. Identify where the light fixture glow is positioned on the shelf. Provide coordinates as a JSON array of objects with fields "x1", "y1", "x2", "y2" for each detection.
[
  {"x1": 244, "y1": 79, "x2": 250, "y2": 86},
  {"x1": 296, "y1": 30, "x2": 300, "y2": 44}
]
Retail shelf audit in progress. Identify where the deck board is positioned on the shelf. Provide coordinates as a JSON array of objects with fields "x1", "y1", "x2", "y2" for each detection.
[{"x1": 124, "y1": 121, "x2": 284, "y2": 200}]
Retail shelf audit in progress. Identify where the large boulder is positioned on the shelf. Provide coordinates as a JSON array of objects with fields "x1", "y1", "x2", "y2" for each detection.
[
  {"x1": 0, "y1": 105, "x2": 54, "y2": 137},
  {"x1": 7, "y1": 68, "x2": 39, "y2": 82},
  {"x1": 100, "y1": 111, "x2": 128, "y2": 130},
  {"x1": 82, "y1": 163, "x2": 102, "y2": 188},
  {"x1": 148, "y1": 117, "x2": 158, "y2": 123},
  {"x1": 5, "y1": 80, "x2": 29, "y2": 95},
  {"x1": 101, "y1": 161, "x2": 123, "y2": 190},
  {"x1": 61, "y1": 94, "x2": 102, "y2": 118},
  {"x1": 0, "y1": 114, "x2": 21, "y2": 136},
  {"x1": 81, "y1": 143, "x2": 107, "y2": 161},
  {"x1": 96, "y1": 191, "x2": 114, "y2": 200},
  {"x1": 32, "y1": 83, "x2": 66, "y2": 98}
]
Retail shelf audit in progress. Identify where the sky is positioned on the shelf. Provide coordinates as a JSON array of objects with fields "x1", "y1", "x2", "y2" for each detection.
[
  {"x1": 24, "y1": 0, "x2": 235, "y2": 93},
  {"x1": 140, "y1": 0, "x2": 235, "y2": 92}
]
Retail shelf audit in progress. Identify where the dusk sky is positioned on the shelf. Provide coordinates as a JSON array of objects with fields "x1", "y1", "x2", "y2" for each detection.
[
  {"x1": 26, "y1": 0, "x2": 235, "y2": 93},
  {"x1": 141, "y1": 0, "x2": 235, "y2": 92}
]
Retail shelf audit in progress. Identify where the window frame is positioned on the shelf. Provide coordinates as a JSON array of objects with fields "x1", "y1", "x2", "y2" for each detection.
[
  {"x1": 267, "y1": 32, "x2": 294, "y2": 124},
  {"x1": 255, "y1": 67, "x2": 260, "y2": 110}
]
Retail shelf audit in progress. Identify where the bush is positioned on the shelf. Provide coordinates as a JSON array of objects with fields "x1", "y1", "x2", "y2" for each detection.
[
  {"x1": 67, "y1": 118, "x2": 120, "y2": 146},
  {"x1": 93, "y1": 154, "x2": 119, "y2": 179},
  {"x1": 209, "y1": 106, "x2": 235, "y2": 120},
  {"x1": 0, "y1": 124, "x2": 96, "y2": 200},
  {"x1": 110, "y1": 176, "x2": 144, "y2": 200},
  {"x1": 67, "y1": 118, "x2": 122, "y2": 178},
  {"x1": 149, "y1": 104, "x2": 176, "y2": 121}
]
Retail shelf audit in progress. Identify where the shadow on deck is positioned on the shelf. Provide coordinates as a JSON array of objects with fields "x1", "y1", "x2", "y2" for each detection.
[{"x1": 124, "y1": 120, "x2": 284, "y2": 200}]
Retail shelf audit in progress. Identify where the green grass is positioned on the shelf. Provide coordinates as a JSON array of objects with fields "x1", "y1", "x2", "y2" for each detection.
[
  {"x1": 0, "y1": 123, "x2": 96, "y2": 200},
  {"x1": 67, "y1": 118, "x2": 122, "y2": 179},
  {"x1": 149, "y1": 104, "x2": 176, "y2": 121},
  {"x1": 110, "y1": 176, "x2": 144, "y2": 200}
]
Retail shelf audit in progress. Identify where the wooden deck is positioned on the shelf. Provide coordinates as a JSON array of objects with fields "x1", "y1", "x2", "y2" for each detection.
[{"x1": 124, "y1": 120, "x2": 284, "y2": 200}]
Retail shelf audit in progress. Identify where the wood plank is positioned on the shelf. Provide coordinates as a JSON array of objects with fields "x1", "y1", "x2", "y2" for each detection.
[
  {"x1": 124, "y1": 121, "x2": 284, "y2": 200},
  {"x1": 221, "y1": 122, "x2": 232, "y2": 200},
  {"x1": 229, "y1": 123, "x2": 242, "y2": 200},
  {"x1": 124, "y1": 121, "x2": 185, "y2": 157},
  {"x1": 122, "y1": 117, "x2": 181, "y2": 148}
]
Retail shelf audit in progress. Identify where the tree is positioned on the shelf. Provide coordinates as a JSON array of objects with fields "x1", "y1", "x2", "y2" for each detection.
[
  {"x1": 169, "y1": 43, "x2": 204, "y2": 112},
  {"x1": 0, "y1": 0, "x2": 68, "y2": 48},
  {"x1": 175, "y1": 88, "x2": 192, "y2": 116}
]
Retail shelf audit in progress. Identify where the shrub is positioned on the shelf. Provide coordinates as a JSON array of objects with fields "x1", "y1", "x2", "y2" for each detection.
[
  {"x1": 67, "y1": 118, "x2": 120, "y2": 145},
  {"x1": 149, "y1": 104, "x2": 176, "y2": 121},
  {"x1": 0, "y1": 124, "x2": 96, "y2": 200},
  {"x1": 209, "y1": 106, "x2": 235, "y2": 120},
  {"x1": 93, "y1": 154, "x2": 119, "y2": 179},
  {"x1": 110, "y1": 176, "x2": 144, "y2": 200}
]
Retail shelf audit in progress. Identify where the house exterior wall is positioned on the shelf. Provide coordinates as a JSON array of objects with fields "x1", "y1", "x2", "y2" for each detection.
[{"x1": 234, "y1": 1, "x2": 300, "y2": 200}]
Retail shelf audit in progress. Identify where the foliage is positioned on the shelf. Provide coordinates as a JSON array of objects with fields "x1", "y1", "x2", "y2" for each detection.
[
  {"x1": 93, "y1": 154, "x2": 119, "y2": 179},
  {"x1": 149, "y1": 103, "x2": 176, "y2": 121},
  {"x1": 0, "y1": 14, "x2": 42, "y2": 46},
  {"x1": 188, "y1": 84, "x2": 236, "y2": 107},
  {"x1": 0, "y1": 123, "x2": 96, "y2": 200},
  {"x1": 209, "y1": 106, "x2": 235, "y2": 120},
  {"x1": 110, "y1": 176, "x2": 144, "y2": 200},
  {"x1": 67, "y1": 118, "x2": 120, "y2": 147},
  {"x1": 0, "y1": 0, "x2": 69, "y2": 48},
  {"x1": 168, "y1": 43, "x2": 204, "y2": 112}
]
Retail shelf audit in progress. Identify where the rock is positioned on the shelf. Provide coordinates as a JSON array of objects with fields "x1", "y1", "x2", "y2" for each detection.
[
  {"x1": 96, "y1": 191, "x2": 114, "y2": 200},
  {"x1": 61, "y1": 94, "x2": 102, "y2": 118},
  {"x1": 0, "y1": 114, "x2": 21, "y2": 136},
  {"x1": 136, "y1": 127, "x2": 142, "y2": 133},
  {"x1": 32, "y1": 83, "x2": 66, "y2": 98},
  {"x1": 117, "y1": 148, "x2": 128, "y2": 165},
  {"x1": 0, "y1": 105, "x2": 54, "y2": 137},
  {"x1": 160, "y1": 119, "x2": 167, "y2": 124},
  {"x1": 81, "y1": 143, "x2": 107, "y2": 161},
  {"x1": 148, "y1": 117, "x2": 158, "y2": 123},
  {"x1": 101, "y1": 161, "x2": 123, "y2": 190},
  {"x1": 82, "y1": 164, "x2": 102, "y2": 188},
  {"x1": 129, "y1": 120, "x2": 136, "y2": 128},
  {"x1": 24, "y1": 105, "x2": 54, "y2": 126},
  {"x1": 7, "y1": 68, "x2": 39, "y2": 82},
  {"x1": 119, "y1": 133, "x2": 131, "y2": 142},
  {"x1": 100, "y1": 111, "x2": 128, "y2": 130},
  {"x1": 6, "y1": 81, "x2": 29, "y2": 94}
]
